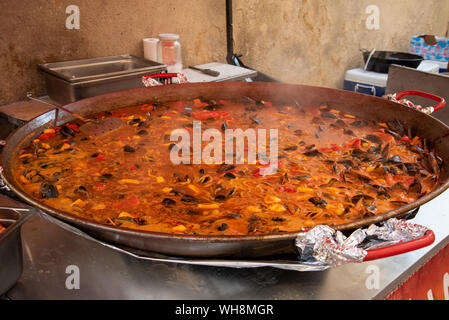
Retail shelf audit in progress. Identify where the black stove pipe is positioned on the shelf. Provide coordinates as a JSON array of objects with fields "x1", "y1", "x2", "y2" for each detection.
[{"x1": 225, "y1": 0, "x2": 280, "y2": 82}]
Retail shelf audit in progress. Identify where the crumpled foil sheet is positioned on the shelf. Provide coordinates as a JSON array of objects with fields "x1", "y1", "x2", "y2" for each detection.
[
  {"x1": 295, "y1": 218, "x2": 429, "y2": 268},
  {"x1": 0, "y1": 165, "x2": 12, "y2": 193},
  {"x1": 385, "y1": 93, "x2": 434, "y2": 114},
  {"x1": 141, "y1": 73, "x2": 188, "y2": 87}
]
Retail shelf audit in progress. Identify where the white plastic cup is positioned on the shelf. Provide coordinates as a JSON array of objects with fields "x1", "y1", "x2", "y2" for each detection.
[{"x1": 143, "y1": 38, "x2": 160, "y2": 62}]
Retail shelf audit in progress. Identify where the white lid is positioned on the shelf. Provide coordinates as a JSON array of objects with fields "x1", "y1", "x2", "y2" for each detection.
[
  {"x1": 158, "y1": 33, "x2": 179, "y2": 41},
  {"x1": 417, "y1": 60, "x2": 440, "y2": 73},
  {"x1": 344, "y1": 68, "x2": 387, "y2": 87},
  {"x1": 422, "y1": 59, "x2": 448, "y2": 69}
]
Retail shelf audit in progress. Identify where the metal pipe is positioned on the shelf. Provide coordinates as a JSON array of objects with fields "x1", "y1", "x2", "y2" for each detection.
[{"x1": 226, "y1": 0, "x2": 234, "y2": 64}]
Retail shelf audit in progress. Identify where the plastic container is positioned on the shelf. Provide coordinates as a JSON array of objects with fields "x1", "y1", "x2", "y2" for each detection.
[
  {"x1": 143, "y1": 38, "x2": 159, "y2": 62},
  {"x1": 343, "y1": 61, "x2": 440, "y2": 97},
  {"x1": 423, "y1": 59, "x2": 448, "y2": 73},
  {"x1": 158, "y1": 33, "x2": 182, "y2": 73}
]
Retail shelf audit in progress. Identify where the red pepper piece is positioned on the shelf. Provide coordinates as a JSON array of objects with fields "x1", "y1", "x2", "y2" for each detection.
[
  {"x1": 95, "y1": 154, "x2": 107, "y2": 161},
  {"x1": 66, "y1": 123, "x2": 79, "y2": 132},
  {"x1": 37, "y1": 132, "x2": 55, "y2": 140},
  {"x1": 50, "y1": 126, "x2": 61, "y2": 132},
  {"x1": 141, "y1": 104, "x2": 154, "y2": 111},
  {"x1": 277, "y1": 186, "x2": 297, "y2": 193},
  {"x1": 345, "y1": 138, "x2": 361, "y2": 149},
  {"x1": 252, "y1": 168, "x2": 262, "y2": 177},
  {"x1": 319, "y1": 147, "x2": 333, "y2": 153},
  {"x1": 331, "y1": 144, "x2": 341, "y2": 152},
  {"x1": 113, "y1": 196, "x2": 139, "y2": 210},
  {"x1": 399, "y1": 135, "x2": 410, "y2": 143},
  {"x1": 193, "y1": 99, "x2": 208, "y2": 108},
  {"x1": 385, "y1": 174, "x2": 395, "y2": 187},
  {"x1": 109, "y1": 114, "x2": 128, "y2": 118},
  {"x1": 262, "y1": 101, "x2": 273, "y2": 107},
  {"x1": 96, "y1": 183, "x2": 105, "y2": 190},
  {"x1": 394, "y1": 175, "x2": 415, "y2": 188},
  {"x1": 192, "y1": 111, "x2": 222, "y2": 120}
]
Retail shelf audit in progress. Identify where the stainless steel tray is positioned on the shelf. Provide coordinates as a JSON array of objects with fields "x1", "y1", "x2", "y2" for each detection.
[
  {"x1": 38, "y1": 54, "x2": 166, "y2": 105},
  {"x1": 0, "y1": 195, "x2": 33, "y2": 295}
]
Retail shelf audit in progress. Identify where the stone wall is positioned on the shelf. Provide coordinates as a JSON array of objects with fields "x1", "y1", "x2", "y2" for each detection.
[{"x1": 0, "y1": 0, "x2": 448, "y2": 105}]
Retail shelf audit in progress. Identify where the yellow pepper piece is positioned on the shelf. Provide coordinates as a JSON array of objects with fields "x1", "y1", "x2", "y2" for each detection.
[
  {"x1": 71, "y1": 199, "x2": 86, "y2": 207},
  {"x1": 172, "y1": 225, "x2": 186, "y2": 232},
  {"x1": 19, "y1": 153, "x2": 33, "y2": 159},
  {"x1": 161, "y1": 116, "x2": 172, "y2": 120},
  {"x1": 162, "y1": 187, "x2": 172, "y2": 193},
  {"x1": 297, "y1": 186, "x2": 314, "y2": 193},
  {"x1": 119, "y1": 179, "x2": 140, "y2": 184},
  {"x1": 33, "y1": 139, "x2": 40, "y2": 144},
  {"x1": 366, "y1": 166, "x2": 375, "y2": 173},
  {"x1": 118, "y1": 211, "x2": 134, "y2": 218},
  {"x1": 19, "y1": 176, "x2": 30, "y2": 184},
  {"x1": 269, "y1": 204, "x2": 286, "y2": 212},
  {"x1": 92, "y1": 203, "x2": 106, "y2": 210},
  {"x1": 264, "y1": 195, "x2": 281, "y2": 204},
  {"x1": 335, "y1": 207, "x2": 345, "y2": 216},
  {"x1": 343, "y1": 114, "x2": 356, "y2": 119},
  {"x1": 188, "y1": 184, "x2": 200, "y2": 194},
  {"x1": 43, "y1": 128, "x2": 55, "y2": 134},
  {"x1": 41, "y1": 143, "x2": 51, "y2": 149},
  {"x1": 155, "y1": 176, "x2": 165, "y2": 183},
  {"x1": 60, "y1": 143, "x2": 71, "y2": 151},
  {"x1": 247, "y1": 206, "x2": 262, "y2": 213},
  {"x1": 198, "y1": 203, "x2": 220, "y2": 210}
]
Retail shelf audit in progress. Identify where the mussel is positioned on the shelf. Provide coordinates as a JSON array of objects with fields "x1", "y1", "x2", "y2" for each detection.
[
  {"x1": 308, "y1": 197, "x2": 327, "y2": 208},
  {"x1": 304, "y1": 149, "x2": 322, "y2": 157},
  {"x1": 351, "y1": 194, "x2": 374, "y2": 205},
  {"x1": 39, "y1": 182, "x2": 59, "y2": 199},
  {"x1": 181, "y1": 195, "x2": 199, "y2": 203},
  {"x1": 162, "y1": 198, "x2": 176, "y2": 206},
  {"x1": 321, "y1": 111, "x2": 339, "y2": 119},
  {"x1": 60, "y1": 125, "x2": 75, "y2": 137}
]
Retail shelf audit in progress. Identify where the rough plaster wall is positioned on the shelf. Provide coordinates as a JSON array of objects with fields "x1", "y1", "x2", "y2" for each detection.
[
  {"x1": 1, "y1": 0, "x2": 448, "y2": 105},
  {"x1": 233, "y1": 0, "x2": 449, "y2": 87},
  {"x1": 0, "y1": 0, "x2": 226, "y2": 105}
]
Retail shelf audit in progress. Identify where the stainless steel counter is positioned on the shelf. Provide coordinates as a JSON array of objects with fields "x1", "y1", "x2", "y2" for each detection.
[{"x1": 4, "y1": 190, "x2": 449, "y2": 300}]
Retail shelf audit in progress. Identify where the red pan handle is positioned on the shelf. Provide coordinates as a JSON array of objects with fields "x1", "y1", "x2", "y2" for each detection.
[
  {"x1": 395, "y1": 90, "x2": 446, "y2": 111},
  {"x1": 363, "y1": 229, "x2": 435, "y2": 261},
  {"x1": 147, "y1": 73, "x2": 180, "y2": 79}
]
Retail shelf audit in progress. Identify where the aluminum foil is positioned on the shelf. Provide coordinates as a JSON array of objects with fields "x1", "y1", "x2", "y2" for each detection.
[
  {"x1": 295, "y1": 218, "x2": 429, "y2": 267},
  {"x1": 0, "y1": 165, "x2": 12, "y2": 193},
  {"x1": 141, "y1": 73, "x2": 188, "y2": 87},
  {"x1": 385, "y1": 93, "x2": 434, "y2": 114}
]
